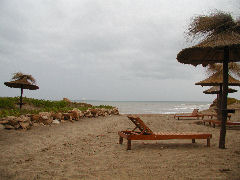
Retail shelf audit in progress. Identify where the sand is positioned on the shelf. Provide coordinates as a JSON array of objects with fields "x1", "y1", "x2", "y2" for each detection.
[{"x1": 0, "y1": 114, "x2": 240, "y2": 179}]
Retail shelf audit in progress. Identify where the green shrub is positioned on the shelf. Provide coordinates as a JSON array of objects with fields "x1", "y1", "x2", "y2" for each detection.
[
  {"x1": 227, "y1": 97, "x2": 239, "y2": 105},
  {"x1": 0, "y1": 97, "x2": 116, "y2": 118},
  {"x1": 0, "y1": 97, "x2": 16, "y2": 109},
  {"x1": 94, "y1": 105, "x2": 113, "y2": 109}
]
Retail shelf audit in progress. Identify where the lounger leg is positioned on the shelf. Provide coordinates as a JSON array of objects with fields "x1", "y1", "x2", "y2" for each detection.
[
  {"x1": 207, "y1": 138, "x2": 210, "y2": 147},
  {"x1": 119, "y1": 136, "x2": 123, "y2": 144},
  {"x1": 127, "y1": 140, "x2": 131, "y2": 150},
  {"x1": 213, "y1": 123, "x2": 215, "y2": 128},
  {"x1": 192, "y1": 139, "x2": 195, "y2": 143},
  {"x1": 203, "y1": 121, "x2": 205, "y2": 125}
]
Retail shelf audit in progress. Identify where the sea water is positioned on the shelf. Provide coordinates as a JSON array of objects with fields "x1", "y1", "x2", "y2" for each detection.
[{"x1": 79, "y1": 101, "x2": 211, "y2": 114}]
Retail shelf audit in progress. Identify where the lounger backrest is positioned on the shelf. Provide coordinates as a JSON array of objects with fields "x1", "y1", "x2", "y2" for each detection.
[
  {"x1": 127, "y1": 115, "x2": 153, "y2": 135},
  {"x1": 192, "y1": 109, "x2": 199, "y2": 116}
]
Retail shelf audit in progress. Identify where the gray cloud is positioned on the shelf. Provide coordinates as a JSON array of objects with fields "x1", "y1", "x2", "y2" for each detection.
[{"x1": 0, "y1": 0, "x2": 239, "y2": 101}]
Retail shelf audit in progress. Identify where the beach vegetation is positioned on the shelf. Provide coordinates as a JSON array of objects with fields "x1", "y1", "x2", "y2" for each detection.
[
  {"x1": 0, "y1": 97, "x2": 114, "y2": 118},
  {"x1": 227, "y1": 97, "x2": 240, "y2": 105}
]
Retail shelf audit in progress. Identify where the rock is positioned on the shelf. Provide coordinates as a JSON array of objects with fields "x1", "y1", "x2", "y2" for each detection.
[
  {"x1": 0, "y1": 119, "x2": 9, "y2": 124},
  {"x1": 52, "y1": 112, "x2": 62, "y2": 120},
  {"x1": 52, "y1": 120, "x2": 60, "y2": 124},
  {"x1": 112, "y1": 108, "x2": 120, "y2": 115},
  {"x1": 84, "y1": 110, "x2": 92, "y2": 118},
  {"x1": 106, "y1": 109, "x2": 112, "y2": 115},
  {"x1": 39, "y1": 118, "x2": 53, "y2": 125},
  {"x1": 0, "y1": 124, "x2": 5, "y2": 130},
  {"x1": 79, "y1": 111, "x2": 84, "y2": 118},
  {"x1": 63, "y1": 98, "x2": 71, "y2": 103},
  {"x1": 68, "y1": 108, "x2": 81, "y2": 120},
  {"x1": 63, "y1": 113, "x2": 73, "y2": 121},
  {"x1": 4, "y1": 124, "x2": 15, "y2": 130},
  {"x1": 5, "y1": 116, "x2": 15, "y2": 121},
  {"x1": 39, "y1": 112, "x2": 53, "y2": 125},
  {"x1": 31, "y1": 114, "x2": 40, "y2": 122},
  {"x1": 7, "y1": 117, "x2": 18, "y2": 126},
  {"x1": 19, "y1": 121, "x2": 30, "y2": 129},
  {"x1": 32, "y1": 123, "x2": 38, "y2": 127},
  {"x1": 99, "y1": 108, "x2": 109, "y2": 116},
  {"x1": 15, "y1": 117, "x2": 24, "y2": 122},
  {"x1": 39, "y1": 112, "x2": 52, "y2": 118},
  {"x1": 19, "y1": 115, "x2": 31, "y2": 122},
  {"x1": 14, "y1": 124, "x2": 21, "y2": 129},
  {"x1": 89, "y1": 109, "x2": 99, "y2": 117}
]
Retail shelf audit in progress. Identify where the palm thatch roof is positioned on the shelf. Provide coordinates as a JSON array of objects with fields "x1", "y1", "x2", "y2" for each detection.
[
  {"x1": 177, "y1": 11, "x2": 240, "y2": 66},
  {"x1": 195, "y1": 71, "x2": 240, "y2": 86},
  {"x1": 177, "y1": 32, "x2": 240, "y2": 66},
  {"x1": 203, "y1": 86, "x2": 237, "y2": 94},
  {"x1": 4, "y1": 78, "x2": 39, "y2": 90},
  {"x1": 206, "y1": 62, "x2": 240, "y2": 78}
]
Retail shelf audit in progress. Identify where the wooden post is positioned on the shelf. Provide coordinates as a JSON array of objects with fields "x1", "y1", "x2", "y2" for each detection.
[
  {"x1": 207, "y1": 138, "x2": 210, "y2": 147},
  {"x1": 219, "y1": 46, "x2": 229, "y2": 149},
  {"x1": 127, "y1": 140, "x2": 131, "y2": 150},
  {"x1": 119, "y1": 136, "x2": 123, "y2": 144},
  {"x1": 20, "y1": 86, "x2": 23, "y2": 110},
  {"x1": 218, "y1": 85, "x2": 222, "y2": 121}
]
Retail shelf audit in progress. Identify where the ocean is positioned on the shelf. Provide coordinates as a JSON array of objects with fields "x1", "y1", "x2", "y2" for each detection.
[{"x1": 78, "y1": 101, "x2": 211, "y2": 114}]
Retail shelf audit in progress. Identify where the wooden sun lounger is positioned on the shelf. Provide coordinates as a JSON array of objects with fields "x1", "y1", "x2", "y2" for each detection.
[
  {"x1": 174, "y1": 109, "x2": 204, "y2": 120},
  {"x1": 118, "y1": 115, "x2": 212, "y2": 150},
  {"x1": 202, "y1": 114, "x2": 231, "y2": 120},
  {"x1": 203, "y1": 119, "x2": 240, "y2": 128}
]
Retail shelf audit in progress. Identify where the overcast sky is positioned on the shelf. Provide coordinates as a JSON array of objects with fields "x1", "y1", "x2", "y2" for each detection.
[{"x1": 0, "y1": 0, "x2": 239, "y2": 101}]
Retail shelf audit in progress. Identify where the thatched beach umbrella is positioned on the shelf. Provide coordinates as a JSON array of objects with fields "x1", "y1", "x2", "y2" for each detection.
[
  {"x1": 177, "y1": 11, "x2": 240, "y2": 148},
  {"x1": 195, "y1": 71, "x2": 240, "y2": 86},
  {"x1": 196, "y1": 72, "x2": 240, "y2": 120},
  {"x1": 203, "y1": 86, "x2": 237, "y2": 94},
  {"x1": 4, "y1": 73, "x2": 39, "y2": 109},
  {"x1": 203, "y1": 86, "x2": 237, "y2": 117},
  {"x1": 204, "y1": 86, "x2": 237, "y2": 120}
]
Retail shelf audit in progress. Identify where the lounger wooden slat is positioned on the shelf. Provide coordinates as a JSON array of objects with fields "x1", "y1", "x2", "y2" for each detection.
[
  {"x1": 174, "y1": 109, "x2": 204, "y2": 120},
  {"x1": 118, "y1": 115, "x2": 212, "y2": 150},
  {"x1": 202, "y1": 114, "x2": 231, "y2": 120},
  {"x1": 203, "y1": 119, "x2": 240, "y2": 128}
]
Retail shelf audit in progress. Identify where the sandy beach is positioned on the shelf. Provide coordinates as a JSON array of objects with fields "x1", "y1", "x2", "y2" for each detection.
[{"x1": 0, "y1": 114, "x2": 240, "y2": 179}]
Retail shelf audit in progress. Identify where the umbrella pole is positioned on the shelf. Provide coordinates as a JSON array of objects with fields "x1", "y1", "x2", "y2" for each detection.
[
  {"x1": 219, "y1": 46, "x2": 229, "y2": 149},
  {"x1": 20, "y1": 87, "x2": 23, "y2": 110},
  {"x1": 216, "y1": 94, "x2": 220, "y2": 120},
  {"x1": 218, "y1": 85, "x2": 222, "y2": 120}
]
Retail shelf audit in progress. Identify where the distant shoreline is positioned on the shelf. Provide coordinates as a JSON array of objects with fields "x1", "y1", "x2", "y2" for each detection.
[{"x1": 76, "y1": 100, "x2": 212, "y2": 103}]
